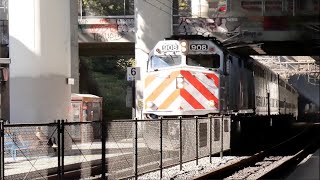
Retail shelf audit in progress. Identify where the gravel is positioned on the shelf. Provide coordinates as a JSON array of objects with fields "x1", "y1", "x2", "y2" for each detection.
[
  {"x1": 225, "y1": 156, "x2": 292, "y2": 180},
  {"x1": 135, "y1": 156, "x2": 247, "y2": 180}
]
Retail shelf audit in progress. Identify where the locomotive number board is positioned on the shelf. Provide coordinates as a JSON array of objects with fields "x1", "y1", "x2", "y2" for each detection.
[
  {"x1": 161, "y1": 43, "x2": 179, "y2": 52},
  {"x1": 189, "y1": 44, "x2": 209, "y2": 51}
]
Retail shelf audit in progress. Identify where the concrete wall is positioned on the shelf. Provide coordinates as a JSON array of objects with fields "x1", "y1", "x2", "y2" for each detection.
[
  {"x1": 9, "y1": 0, "x2": 73, "y2": 123},
  {"x1": 134, "y1": 0, "x2": 173, "y2": 119}
]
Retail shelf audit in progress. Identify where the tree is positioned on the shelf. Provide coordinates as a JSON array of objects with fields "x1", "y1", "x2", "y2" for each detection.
[{"x1": 81, "y1": 0, "x2": 133, "y2": 16}]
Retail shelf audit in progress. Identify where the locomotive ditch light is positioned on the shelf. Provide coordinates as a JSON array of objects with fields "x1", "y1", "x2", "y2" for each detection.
[
  {"x1": 209, "y1": 100, "x2": 215, "y2": 107},
  {"x1": 147, "y1": 101, "x2": 154, "y2": 108}
]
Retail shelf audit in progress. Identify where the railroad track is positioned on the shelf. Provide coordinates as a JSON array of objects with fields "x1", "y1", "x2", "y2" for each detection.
[{"x1": 194, "y1": 123, "x2": 320, "y2": 180}]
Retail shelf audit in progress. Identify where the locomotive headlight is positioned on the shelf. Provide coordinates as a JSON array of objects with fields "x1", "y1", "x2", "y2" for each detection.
[
  {"x1": 147, "y1": 101, "x2": 154, "y2": 108},
  {"x1": 176, "y1": 77, "x2": 184, "y2": 89},
  {"x1": 209, "y1": 100, "x2": 215, "y2": 107},
  {"x1": 181, "y1": 47, "x2": 187, "y2": 53},
  {"x1": 180, "y1": 41, "x2": 188, "y2": 54}
]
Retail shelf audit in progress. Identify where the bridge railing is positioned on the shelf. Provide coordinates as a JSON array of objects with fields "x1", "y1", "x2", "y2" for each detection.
[{"x1": 0, "y1": 116, "x2": 230, "y2": 179}]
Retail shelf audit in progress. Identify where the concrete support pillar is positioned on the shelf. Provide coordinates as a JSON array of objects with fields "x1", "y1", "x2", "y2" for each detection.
[
  {"x1": 192, "y1": 0, "x2": 209, "y2": 18},
  {"x1": 134, "y1": 0, "x2": 173, "y2": 119},
  {"x1": 70, "y1": 0, "x2": 79, "y2": 93},
  {"x1": 9, "y1": 0, "x2": 73, "y2": 123}
]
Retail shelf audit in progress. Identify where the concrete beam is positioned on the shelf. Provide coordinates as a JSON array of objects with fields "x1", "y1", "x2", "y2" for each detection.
[{"x1": 79, "y1": 42, "x2": 135, "y2": 56}]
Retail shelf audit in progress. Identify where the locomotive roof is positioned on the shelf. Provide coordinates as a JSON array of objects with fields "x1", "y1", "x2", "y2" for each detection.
[{"x1": 162, "y1": 35, "x2": 296, "y2": 93}]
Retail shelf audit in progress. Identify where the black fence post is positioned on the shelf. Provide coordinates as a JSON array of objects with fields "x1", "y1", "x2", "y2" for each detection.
[
  {"x1": 101, "y1": 119, "x2": 106, "y2": 179},
  {"x1": 179, "y1": 116, "x2": 182, "y2": 171},
  {"x1": 209, "y1": 116, "x2": 212, "y2": 164},
  {"x1": 195, "y1": 116, "x2": 198, "y2": 166},
  {"x1": 61, "y1": 120, "x2": 65, "y2": 177},
  {"x1": 134, "y1": 118, "x2": 138, "y2": 180},
  {"x1": 160, "y1": 117, "x2": 163, "y2": 179},
  {"x1": 57, "y1": 120, "x2": 61, "y2": 180},
  {"x1": 0, "y1": 120, "x2": 4, "y2": 180},
  {"x1": 220, "y1": 116, "x2": 224, "y2": 158}
]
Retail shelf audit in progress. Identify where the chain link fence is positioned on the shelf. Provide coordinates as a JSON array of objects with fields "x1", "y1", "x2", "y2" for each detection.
[{"x1": 0, "y1": 116, "x2": 230, "y2": 179}]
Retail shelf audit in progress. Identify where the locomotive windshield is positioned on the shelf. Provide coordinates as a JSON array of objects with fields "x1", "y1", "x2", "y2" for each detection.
[
  {"x1": 186, "y1": 54, "x2": 220, "y2": 68},
  {"x1": 149, "y1": 55, "x2": 181, "y2": 70}
]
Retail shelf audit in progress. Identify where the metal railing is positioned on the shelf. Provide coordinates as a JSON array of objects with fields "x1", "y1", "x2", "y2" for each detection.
[{"x1": 0, "y1": 116, "x2": 230, "y2": 179}]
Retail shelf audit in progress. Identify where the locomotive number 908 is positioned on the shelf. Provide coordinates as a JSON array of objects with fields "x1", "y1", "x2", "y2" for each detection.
[
  {"x1": 162, "y1": 44, "x2": 179, "y2": 51},
  {"x1": 189, "y1": 44, "x2": 208, "y2": 51}
]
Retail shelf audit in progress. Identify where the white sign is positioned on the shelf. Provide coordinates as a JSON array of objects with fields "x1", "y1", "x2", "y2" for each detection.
[{"x1": 127, "y1": 67, "x2": 140, "y2": 81}]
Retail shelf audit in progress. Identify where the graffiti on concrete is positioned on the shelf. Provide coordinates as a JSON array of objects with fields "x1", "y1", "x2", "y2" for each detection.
[
  {"x1": 176, "y1": 17, "x2": 241, "y2": 36},
  {"x1": 78, "y1": 18, "x2": 134, "y2": 42},
  {"x1": 175, "y1": 17, "x2": 267, "y2": 41}
]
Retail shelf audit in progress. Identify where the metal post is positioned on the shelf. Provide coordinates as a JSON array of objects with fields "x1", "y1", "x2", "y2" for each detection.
[
  {"x1": 132, "y1": 81, "x2": 136, "y2": 119},
  {"x1": 220, "y1": 116, "x2": 224, "y2": 158},
  {"x1": 195, "y1": 116, "x2": 198, "y2": 165},
  {"x1": 123, "y1": 0, "x2": 126, "y2": 15},
  {"x1": 57, "y1": 120, "x2": 61, "y2": 180},
  {"x1": 101, "y1": 119, "x2": 106, "y2": 179},
  {"x1": 179, "y1": 116, "x2": 182, "y2": 171},
  {"x1": 267, "y1": 92, "x2": 270, "y2": 116},
  {"x1": 80, "y1": 0, "x2": 83, "y2": 19},
  {"x1": 61, "y1": 120, "x2": 65, "y2": 177},
  {"x1": 134, "y1": 118, "x2": 138, "y2": 179},
  {"x1": 160, "y1": 117, "x2": 163, "y2": 179},
  {"x1": 209, "y1": 116, "x2": 212, "y2": 163},
  {"x1": 0, "y1": 120, "x2": 4, "y2": 180},
  {"x1": 293, "y1": 0, "x2": 295, "y2": 16}
]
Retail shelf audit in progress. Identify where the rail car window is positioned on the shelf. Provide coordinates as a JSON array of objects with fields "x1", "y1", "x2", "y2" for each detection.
[
  {"x1": 214, "y1": 118, "x2": 220, "y2": 141},
  {"x1": 149, "y1": 55, "x2": 181, "y2": 70},
  {"x1": 279, "y1": 80, "x2": 286, "y2": 87},
  {"x1": 286, "y1": 85, "x2": 291, "y2": 92},
  {"x1": 241, "y1": 1, "x2": 262, "y2": 11},
  {"x1": 224, "y1": 120, "x2": 229, "y2": 132},
  {"x1": 186, "y1": 54, "x2": 220, "y2": 68},
  {"x1": 279, "y1": 101, "x2": 284, "y2": 108}
]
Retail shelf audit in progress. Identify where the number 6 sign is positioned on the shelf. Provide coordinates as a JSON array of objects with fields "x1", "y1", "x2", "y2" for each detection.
[{"x1": 127, "y1": 67, "x2": 140, "y2": 81}]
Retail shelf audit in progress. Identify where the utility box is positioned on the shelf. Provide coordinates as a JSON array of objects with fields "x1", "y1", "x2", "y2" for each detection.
[{"x1": 68, "y1": 93, "x2": 103, "y2": 142}]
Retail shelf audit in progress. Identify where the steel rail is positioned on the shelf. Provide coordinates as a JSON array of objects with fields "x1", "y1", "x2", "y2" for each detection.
[{"x1": 193, "y1": 123, "x2": 319, "y2": 180}]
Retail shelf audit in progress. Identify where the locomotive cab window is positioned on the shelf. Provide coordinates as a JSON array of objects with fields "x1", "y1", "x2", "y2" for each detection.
[
  {"x1": 186, "y1": 54, "x2": 220, "y2": 69},
  {"x1": 149, "y1": 55, "x2": 181, "y2": 71}
]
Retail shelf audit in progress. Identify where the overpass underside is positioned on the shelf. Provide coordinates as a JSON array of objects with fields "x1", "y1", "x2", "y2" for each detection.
[
  {"x1": 229, "y1": 40, "x2": 320, "y2": 56},
  {"x1": 79, "y1": 42, "x2": 134, "y2": 57}
]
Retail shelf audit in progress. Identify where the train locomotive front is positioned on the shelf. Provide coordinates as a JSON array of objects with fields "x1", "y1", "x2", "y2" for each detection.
[
  {"x1": 144, "y1": 39, "x2": 224, "y2": 118},
  {"x1": 141, "y1": 37, "x2": 231, "y2": 154}
]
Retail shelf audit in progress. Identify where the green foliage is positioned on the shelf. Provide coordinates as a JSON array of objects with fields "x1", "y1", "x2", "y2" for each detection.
[
  {"x1": 80, "y1": 56, "x2": 134, "y2": 120},
  {"x1": 81, "y1": 0, "x2": 131, "y2": 16},
  {"x1": 179, "y1": 0, "x2": 190, "y2": 10}
]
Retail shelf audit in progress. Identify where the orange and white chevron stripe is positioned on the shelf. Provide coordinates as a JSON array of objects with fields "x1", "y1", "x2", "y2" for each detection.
[{"x1": 144, "y1": 69, "x2": 220, "y2": 115}]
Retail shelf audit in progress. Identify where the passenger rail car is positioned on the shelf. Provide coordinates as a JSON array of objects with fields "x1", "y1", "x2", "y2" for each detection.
[{"x1": 140, "y1": 35, "x2": 298, "y2": 154}]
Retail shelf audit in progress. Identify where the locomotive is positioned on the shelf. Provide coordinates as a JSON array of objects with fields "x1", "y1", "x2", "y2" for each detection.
[
  {"x1": 142, "y1": 35, "x2": 298, "y2": 119},
  {"x1": 139, "y1": 35, "x2": 298, "y2": 154}
]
